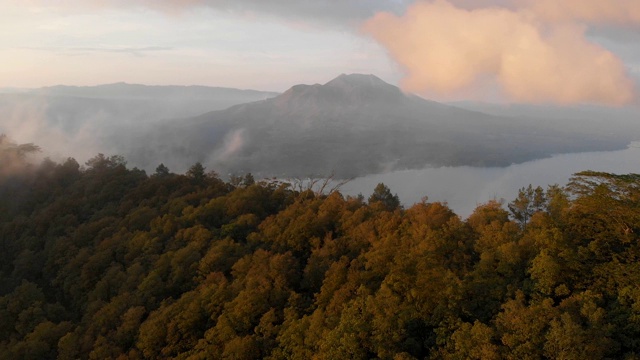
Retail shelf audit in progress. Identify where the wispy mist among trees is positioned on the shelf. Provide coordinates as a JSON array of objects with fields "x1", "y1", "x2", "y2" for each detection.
[{"x1": 0, "y1": 134, "x2": 40, "y2": 178}]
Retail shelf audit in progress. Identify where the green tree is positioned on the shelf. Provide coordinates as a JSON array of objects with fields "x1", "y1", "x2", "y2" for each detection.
[
  {"x1": 508, "y1": 185, "x2": 545, "y2": 229},
  {"x1": 154, "y1": 163, "x2": 170, "y2": 177},
  {"x1": 368, "y1": 183, "x2": 400, "y2": 211},
  {"x1": 186, "y1": 162, "x2": 206, "y2": 183},
  {"x1": 85, "y1": 153, "x2": 126, "y2": 171}
]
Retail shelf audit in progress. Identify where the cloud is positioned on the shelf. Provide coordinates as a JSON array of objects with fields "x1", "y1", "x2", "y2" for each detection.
[
  {"x1": 363, "y1": 0, "x2": 638, "y2": 105},
  {"x1": 12, "y1": 0, "x2": 639, "y2": 105},
  {"x1": 525, "y1": 0, "x2": 640, "y2": 26},
  {"x1": 446, "y1": 0, "x2": 640, "y2": 25},
  {"x1": 17, "y1": 0, "x2": 410, "y2": 25},
  {"x1": 20, "y1": 46, "x2": 172, "y2": 57}
]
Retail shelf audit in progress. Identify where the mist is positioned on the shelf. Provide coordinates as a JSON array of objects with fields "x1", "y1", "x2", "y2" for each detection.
[
  {"x1": 0, "y1": 95, "x2": 106, "y2": 165},
  {"x1": 3, "y1": 75, "x2": 640, "y2": 181},
  {"x1": 0, "y1": 85, "x2": 277, "y2": 170}
]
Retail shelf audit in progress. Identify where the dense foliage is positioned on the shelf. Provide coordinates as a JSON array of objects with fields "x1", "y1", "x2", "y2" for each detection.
[{"x1": 1, "y1": 139, "x2": 640, "y2": 359}]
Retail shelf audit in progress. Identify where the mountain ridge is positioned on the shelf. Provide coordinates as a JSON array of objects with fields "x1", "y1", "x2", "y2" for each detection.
[
  {"x1": 131, "y1": 73, "x2": 629, "y2": 177},
  {"x1": 32, "y1": 83, "x2": 279, "y2": 101}
]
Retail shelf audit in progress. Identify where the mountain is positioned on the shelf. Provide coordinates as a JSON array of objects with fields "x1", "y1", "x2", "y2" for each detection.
[
  {"x1": 0, "y1": 87, "x2": 28, "y2": 94},
  {"x1": 450, "y1": 101, "x2": 640, "y2": 140},
  {"x1": 26, "y1": 83, "x2": 279, "y2": 119},
  {"x1": 133, "y1": 74, "x2": 631, "y2": 178},
  {"x1": 31, "y1": 83, "x2": 279, "y2": 114}
]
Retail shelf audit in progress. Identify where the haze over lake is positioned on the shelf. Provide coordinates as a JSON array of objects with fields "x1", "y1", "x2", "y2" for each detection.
[{"x1": 343, "y1": 144, "x2": 640, "y2": 218}]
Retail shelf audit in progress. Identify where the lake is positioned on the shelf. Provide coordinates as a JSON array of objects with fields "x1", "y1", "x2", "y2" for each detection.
[{"x1": 341, "y1": 144, "x2": 640, "y2": 218}]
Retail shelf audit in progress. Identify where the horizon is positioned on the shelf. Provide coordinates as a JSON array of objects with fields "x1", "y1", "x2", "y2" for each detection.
[
  {"x1": 0, "y1": 73, "x2": 396, "y2": 94},
  {"x1": 4, "y1": 2, "x2": 640, "y2": 357},
  {"x1": 3, "y1": 73, "x2": 640, "y2": 109},
  {"x1": 2, "y1": 1, "x2": 640, "y2": 105}
]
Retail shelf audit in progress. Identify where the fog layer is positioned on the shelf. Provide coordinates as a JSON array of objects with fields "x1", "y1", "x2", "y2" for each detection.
[{"x1": 0, "y1": 84, "x2": 277, "y2": 165}]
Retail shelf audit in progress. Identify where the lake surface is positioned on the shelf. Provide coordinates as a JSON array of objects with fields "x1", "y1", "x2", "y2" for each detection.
[{"x1": 341, "y1": 144, "x2": 640, "y2": 218}]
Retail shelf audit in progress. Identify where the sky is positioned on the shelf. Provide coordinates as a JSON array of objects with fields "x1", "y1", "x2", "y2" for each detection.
[{"x1": 1, "y1": 0, "x2": 640, "y2": 104}]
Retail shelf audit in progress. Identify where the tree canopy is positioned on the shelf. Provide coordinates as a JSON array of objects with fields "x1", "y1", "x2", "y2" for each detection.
[{"x1": 1, "y1": 150, "x2": 639, "y2": 359}]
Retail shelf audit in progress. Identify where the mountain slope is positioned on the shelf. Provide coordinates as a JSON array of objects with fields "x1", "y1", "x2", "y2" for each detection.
[
  {"x1": 31, "y1": 83, "x2": 278, "y2": 113},
  {"x1": 0, "y1": 84, "x2": 279, "y2": 163},
  {"x1": 130, "y1": 74, "x2": 631, "y2": 177}
]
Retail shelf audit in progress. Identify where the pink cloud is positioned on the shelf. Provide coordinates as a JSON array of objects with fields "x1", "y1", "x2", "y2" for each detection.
[{"x1": 363, "y1": 0, "x2": 637, "y2": 105}]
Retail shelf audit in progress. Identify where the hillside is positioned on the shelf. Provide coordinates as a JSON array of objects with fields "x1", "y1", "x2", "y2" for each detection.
[
  {"x1": 31, "y1": 83, "x2": 279, "y2": 111},
  {"x1": 1, "y1": 142, "x2": 639, "y2": 359},
  {"x1": 136, "y1": 74, "x2": 630, "y2": 178},
  {"x1": 1, "y1": 76, "x2": 634, "y2": 178},
  {"x1": 0, "y1": 84, "x2": 278, "y2": 163}
]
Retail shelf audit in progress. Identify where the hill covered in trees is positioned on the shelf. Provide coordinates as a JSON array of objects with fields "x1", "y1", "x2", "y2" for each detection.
[
  {"x1": 1, "y1": 137, "x2": 640, "y2": 359},
  {"x1": 86, "y1": 74, "x2": 634, "y2": 177},
  {"x1": 3, "y1": 75, "x2": 637, "y2": 178}
]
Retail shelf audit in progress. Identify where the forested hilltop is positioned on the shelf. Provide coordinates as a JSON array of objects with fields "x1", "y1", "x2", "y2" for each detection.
[{"x1": 1, "y1": 136, "x2": 640, "y2": 359}]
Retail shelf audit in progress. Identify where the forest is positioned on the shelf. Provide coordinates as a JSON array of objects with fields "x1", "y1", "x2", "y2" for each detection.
[{"x1": 1, "y1": 134, "x2": 640, "y2": 359}]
